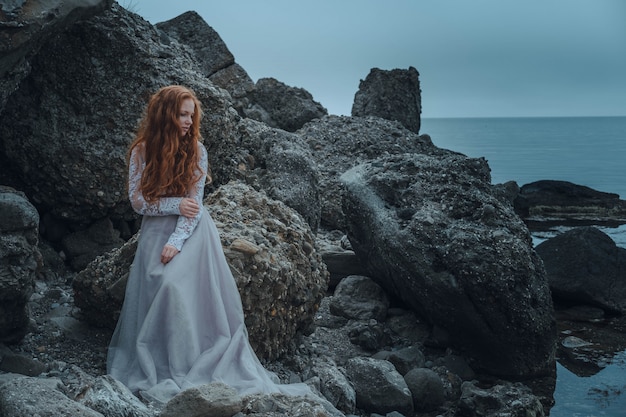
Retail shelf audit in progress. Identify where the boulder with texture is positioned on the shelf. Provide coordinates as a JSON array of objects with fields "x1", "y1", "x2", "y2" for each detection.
[{"x1": 340, "y1": 153, "x2": 556, "y2": 378}]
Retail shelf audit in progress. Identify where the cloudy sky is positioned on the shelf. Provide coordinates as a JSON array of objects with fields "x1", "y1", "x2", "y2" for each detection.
[{"x1": 125, "y1": 0, "x2": 626, "y2": 118}]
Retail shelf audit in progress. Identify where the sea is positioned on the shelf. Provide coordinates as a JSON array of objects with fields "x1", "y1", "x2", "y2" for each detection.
[{"x1": 421, "y1": 116, "x2": 626, "y2": 417}]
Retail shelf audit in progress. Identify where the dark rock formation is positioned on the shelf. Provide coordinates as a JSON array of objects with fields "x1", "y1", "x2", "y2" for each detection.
[
  {"x1": 74, "y1": 182, "x2": 328, "y2": 361},
  {"x1": 352, "y1": 67, "x2": 421, "y2": 134},
  {"x1": 536, "y1": 226, "x2": 626, "y2": 314},
  {"x1": 340, "y1": 153, "x2": 557, "y2": 378},
  {"x1": 514, "y1": 180, "x2": 626, "y2": 227},
  {"x1": 245, "y1": 77, "x2": 328, "y2": 132},
  {"x1": 0, "y1": 0, "x2": 114, "y2": 112},
  {"x1": 299, "y1": 115, "x2": 447, "y2": 230},
  {"x1": 0, "y1": 3, "x2": 238, "y2": 230},
  {"x1": 156, "y1": 11, "x2": 255, "y2": 115},
  {"x1": 237, "y1": 118, "x2": 321, "y2": 232},
  {"x1": 0, "y1": 186, "x2": 41, "y2": 343},
  {"x1": 457, "y1": 381, "x2": 545, "y2": 417}
]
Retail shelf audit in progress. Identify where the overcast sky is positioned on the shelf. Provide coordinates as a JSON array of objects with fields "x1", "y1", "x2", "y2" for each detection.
[{"x1": 125, "y1": 0, "x2": 626, "y2": 118}]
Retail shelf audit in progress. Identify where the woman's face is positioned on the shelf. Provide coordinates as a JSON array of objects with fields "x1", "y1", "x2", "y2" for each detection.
[{"x1": 178, "y1": 98, "x2": 195, "y2": 137}]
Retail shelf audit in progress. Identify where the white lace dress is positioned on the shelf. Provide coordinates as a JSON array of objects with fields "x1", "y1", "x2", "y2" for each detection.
[{"x1": 106, "y1": 143, "x2": 310, "y2": 403}]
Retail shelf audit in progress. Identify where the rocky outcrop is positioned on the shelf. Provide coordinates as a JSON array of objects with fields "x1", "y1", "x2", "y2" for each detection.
[
  {"x1": 74, "y1": 182, "x2": 328, "y2": 361},
  {"x1": 245, "y1": 77, "x2": 328, "y2": 132},
  {"x1": 0, "y1": 0, "x2": 114, "y2": 112},
  {"x1": 352, "y1": 67, "x2": 421, "y2": 134},
  {"x1": 536, "y1": 226, "x2": 626, "y2": 314},
  {"x1": 0, "y1": 3, "x2": 239, "y2": 230},
  {"x1": 156, "y1": 11, "x2": 255, "y2": 115},
  {"x1": 299, "y1": 115, "x2": 447, "y2": 230},
  {"x1": 514, "y1": 180, "x2": 626, "y2": 226},
  {"x1": 237, "y1": 118, "x2": 321, "y2": 231},
  {"x1": 340, "y1": 153, "x2": 557, "y2": 378},
  {"x1": 0, "y1": 186, "x2": 41, "y2": 343}
]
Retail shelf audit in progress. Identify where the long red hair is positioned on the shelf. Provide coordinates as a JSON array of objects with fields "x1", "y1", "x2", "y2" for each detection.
[{"x1": 128, "y1": 85, "x2": 204, "y2": 202}]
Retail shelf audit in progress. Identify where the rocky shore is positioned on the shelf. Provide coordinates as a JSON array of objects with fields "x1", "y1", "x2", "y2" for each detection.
[{"x1": 2, "y1": 2, "x2": 626, "y2": 416}]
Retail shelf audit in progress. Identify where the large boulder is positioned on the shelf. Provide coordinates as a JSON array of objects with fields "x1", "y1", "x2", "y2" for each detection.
[
  {"x1": 0, "y1": 0, "x2": 114, "y2": 113},
  {"x1": 351, "y1": 67, "x2": 421, "y2": 134},
  {"x1": 73, "y1": 181, "x2": 328, "y2": 361},
  {"x1": 340, "y1": 153, "x2": 557, "y2": 378},
  {"x1": 298, "y1": 115, "x2": 447, "y2": 230},
  {"x1": 536, "y1": 226, "x2": 626, "y2": 314},
  {"x1": 245, "y1": 77, "x2": 327, "y2": 132},
  {"x1": 0, "y1": 4, "x2": 239, "y2": 230},
  {"x1": 0, "y1": 186, "x2": 41, "y2": 344},
  {"x1": 237, "y1": 118, "x2": 321, "y2": 231}
]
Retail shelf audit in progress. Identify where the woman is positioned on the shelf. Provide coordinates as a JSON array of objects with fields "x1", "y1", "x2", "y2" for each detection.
[{"x1": 107, "y1": 85, "x2": 310, "y2": 403}]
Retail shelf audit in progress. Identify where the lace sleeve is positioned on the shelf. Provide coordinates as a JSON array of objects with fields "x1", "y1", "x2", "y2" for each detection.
[
  {"x1": 166, "y1": 145, "x2": 208, "y2": 251},
  {"x1": 128, "y1": 145, "x2": 182, "y2": 216}
]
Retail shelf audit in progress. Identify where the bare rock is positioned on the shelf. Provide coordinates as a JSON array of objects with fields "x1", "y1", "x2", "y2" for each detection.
[
  {"x1": 0, "y1": 0, "x2": 114, "y2": 113},
  {"x1": 156, "y1": 11, "x2": 234, "y2": 77},
  {"x1": 403, "y1": 368, "x2": 445, "y2": 412},
  {"x1": 344, "y1": 357, "x2": 413, "y2": 415},
  {"x1": 207, "y1": 182, "x2": 328, "y2": 360},
  {"x1": 340, "y1": 153, "x2": 557, "y2": 378},
  {"x1": 536, "y1": 226, "x2": 626, "y2": 314},
  {"x1": 160, "y1": 382, "x2": 242, "y2": 417},
  {"x1": 80, "y1": 375, "x2": 154, "y2": 417},
  {"x1": 237, "y1": 118, "x2": 321, "y2": 231},
  {"x1": 0, "y1": 376, "x2": 104, "y2": 417},
  {"x1": 0, "y1": 186, "x2": 41, "y2": 344},
  {"x1": 298, "y1": 115, "x2": 445, "y2": 230},
  {"x1": 245, "y1": 77, "x2": 327, "y2": 132},
  {"x1": 514, "y1": 180, "x2": 626, "y2": 226},
  {"x1": 351, "y1": 67, "x2": 421, "y2": 134},
  {"x1": 457, "y1": 380, "x2": 545, "y2": 417},
  {"x1": 0, "y1": 3, "x2": 238, "y2": 228},
  {"x1": 329, "y1": 275, "x2": 389, "y2": 322}
]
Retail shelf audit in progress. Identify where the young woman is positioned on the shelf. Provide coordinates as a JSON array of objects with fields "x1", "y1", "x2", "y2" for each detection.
[{"x1": 106, "y1": 85, "x2": 310, "y2": 403}]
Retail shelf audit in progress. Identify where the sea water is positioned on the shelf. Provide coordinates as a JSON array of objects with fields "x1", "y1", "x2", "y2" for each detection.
[{"x1": 421, "y1": 116, "x2": 626, "y2": 417}]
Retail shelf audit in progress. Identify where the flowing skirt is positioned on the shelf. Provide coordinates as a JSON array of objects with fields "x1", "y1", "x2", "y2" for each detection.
[{"x1": 106, "y1": 209, "x2": 310, "y2": 403}]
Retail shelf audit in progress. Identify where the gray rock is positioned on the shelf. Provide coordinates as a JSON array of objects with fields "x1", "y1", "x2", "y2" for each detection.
[
  {"x1": 377, "y1": 345, "x2": 426, "y2": 376},
  {"x1": 321, "y1": 250, "x2": 367, "y2": 289},
  {"x1": 340, "y1": 153, "x2": 556, "y2": 378},
  {"x1": 352, "y1": 67, "x2": 421, "y2": 134},
  {"x1": 0, "y1": 187, "x2": 41, "y2": 343},
  {"x1": 0, "y1": 376, "x2": 104, "y2": 417},
  {"x1": 160, "y1": 382, "x2": 242, "y2": 417},
  {"x1": 81, "y1": 375, "x2": 154, "y2": 417},
  {"x1": 298, "y1": 115, "x2": 445, "y2": 230},
  {"x1": 330, "y1": 275, "x2": 389, "y2": 322},
  {"x1": 0, "y1": 0, "x2": 113, "y2": 113},
  {"x1": 60, "y1": 217, "x2": 124, "y2": 271},
  {"x1": 0, "y1": 349, "x2": 47, "y2": 376},
  {"x1": 238, "y1": 119, "x2": 321, "y2": 231},
  {"x1": 156, "y1": 11, "x2": 234, "y2": 77},
  {"x1": 246, "y1": 77, "x2": 327, "y2": 132},
  {"x1": 457, "y1": 380, "x2": 545, "y2": 417},
  {"x1": 304, "y1": 358, "x2": 356, "y2": 414},
  {"x1": 514, "y1": 180, "x2": 626, "y2": 224},
  {"x1": 403, "y1": 368, "x2": 445, "y2": 412},
  {"x1": 536, "y1": 226, "x2": 626, "y2": 313},
  {"x1": 0, "y1": 3, "x2": 238, "y2": 228},
  {"x1": 345, "y1": 357, "x2": 413, "y2": 415}
]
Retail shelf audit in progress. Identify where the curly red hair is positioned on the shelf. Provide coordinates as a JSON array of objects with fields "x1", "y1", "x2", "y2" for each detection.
[{"x1": 128, "y1": 85, "x2": 205, "y2": 202}]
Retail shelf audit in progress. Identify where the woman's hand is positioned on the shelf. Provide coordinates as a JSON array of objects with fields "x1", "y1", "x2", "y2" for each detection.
[
  {"x1": 179, "y1": 197, "x2": 200, "y2": 218},
  {"x1": 161, "y1": 244, "x2": 180, "y2": 264}
]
